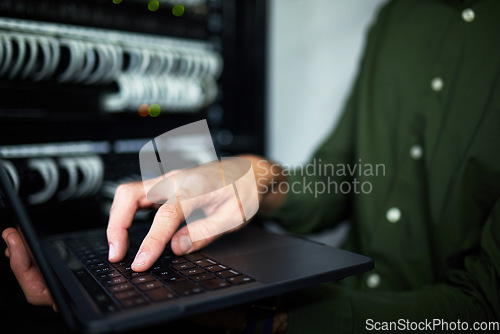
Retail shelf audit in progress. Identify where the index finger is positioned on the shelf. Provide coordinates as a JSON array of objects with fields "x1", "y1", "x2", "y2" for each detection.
[{"x1": 131, "y1": 201, "x2": 185, "y2": 271}]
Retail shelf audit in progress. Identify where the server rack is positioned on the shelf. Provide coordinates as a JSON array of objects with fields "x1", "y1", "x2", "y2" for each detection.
[
  {"x1": 0, "y1": 0, "x2": 267, "y2": 230},
  {"x1": 0, "y1": 0, "x2": 267, "y2": 327}
]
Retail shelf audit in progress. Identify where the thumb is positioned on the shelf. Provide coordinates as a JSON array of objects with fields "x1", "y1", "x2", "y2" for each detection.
[
  {"x1": 170, "y1": 214, "x2": 247, "y2": 255},
  {"x1": 170, "y1": 219, "x2": 218, "y2": 255}
]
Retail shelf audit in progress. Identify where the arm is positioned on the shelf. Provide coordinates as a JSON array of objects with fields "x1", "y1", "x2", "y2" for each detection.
[
  {"x1": 263, "y1": 82, "x2": 358, "y2": 235},
  {"x1": 285, "y1": 197, "x2": 500, "y2": 333}
]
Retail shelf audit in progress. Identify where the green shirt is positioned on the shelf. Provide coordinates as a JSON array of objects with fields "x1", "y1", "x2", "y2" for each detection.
[{"x1": 267, "y1": 0, "x2": 500, "y2": 332}]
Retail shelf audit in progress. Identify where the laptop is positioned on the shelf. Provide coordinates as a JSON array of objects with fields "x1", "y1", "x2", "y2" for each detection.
[{"x1": 0, "y1": 157, "x2": 373, "y2": 333}]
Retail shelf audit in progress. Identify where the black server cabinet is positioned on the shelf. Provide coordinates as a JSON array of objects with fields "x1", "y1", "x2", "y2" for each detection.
[
  {"x1": 0, "y1": 0, "x2": 267, "y2": 232},
  {"x1": 0, "y1": 1, "x2": 267, "y2": 325}
]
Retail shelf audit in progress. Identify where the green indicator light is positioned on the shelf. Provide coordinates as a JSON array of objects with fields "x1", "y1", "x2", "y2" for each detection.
[
  {"x1": 149, "y1": 104, "x2": 161, "y2": 117},
  {"x1": 148, "y1": 1, "x2": 160, "y2": 12},
  {"x1": 112, "y1": 0, "x2": 123, "y2": 4},
  {"x1": 172, "y1": 4, "x2": 185, "y2": 17}
]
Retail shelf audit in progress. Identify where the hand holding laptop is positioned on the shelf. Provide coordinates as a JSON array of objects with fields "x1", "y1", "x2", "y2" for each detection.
[{"x1": 3, "y1": 227, "x2": 56, "y2": 309}]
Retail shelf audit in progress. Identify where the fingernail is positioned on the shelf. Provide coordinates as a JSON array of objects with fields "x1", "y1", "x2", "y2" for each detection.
[
  {"x1": 179, "y1": 235, "x2": 192, "y2": 254},
  {"x1": 108, "y1": 243, "x2": 116, "y2": 261},
  {"x1": 133, "y1": 252, "x2": 148, "y2": 266}
]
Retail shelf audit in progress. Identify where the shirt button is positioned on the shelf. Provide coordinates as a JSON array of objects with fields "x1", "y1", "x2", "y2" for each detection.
[
  {"x1": 386, "y1": 207, "x2": 401, "y2": 223},
  {"x1": 462, "y1": 8, "x2": 475, "y2": 22},
  {"x1": 431, "y1": 77, "x2": 443, "y2": 91},
  {"x1": 366, "y1": 273, "x2": 381, "y2": 288},
  {"x1": 410, "y1": 145, "x2": 423, "y2": 160}
]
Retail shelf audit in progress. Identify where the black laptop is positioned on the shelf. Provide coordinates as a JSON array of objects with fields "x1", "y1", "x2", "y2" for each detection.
[{"x1": 0, "y1": 158, "x2": 373, "y2": 333}]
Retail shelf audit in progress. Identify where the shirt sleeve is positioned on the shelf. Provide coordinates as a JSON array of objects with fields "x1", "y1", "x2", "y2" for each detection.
[
  {"x1": 285, "y1": 197, "x2": 500, "y2": 333},
  {"x1": 261, "y1": 0, "x2": 394, "y2": 235},
  {"x1": 262, "y1": 89, "x2": 357, "y2": 234}
]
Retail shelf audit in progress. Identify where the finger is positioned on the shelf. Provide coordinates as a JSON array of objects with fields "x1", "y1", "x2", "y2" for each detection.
[
  {"x1": 170, "y1": 216, "x2": 245, "y2": 255},
  {"x1": 131, "y1": 201, "x2": 185, "y2": 271},
  {"x1": 107, "y1": 182, "x2": 153, "y2": 262},
  {"x1": 170, "y1": 223, "x2": 200, "y2": 255},
  {"x1": 2, "y1": 227, "x2": 18, "y2": 242},
  {"x1": 2, "y1": 228, "x2": 16, "y2": 259},
  {"x1": 6, "y1": 230, "x2": 54, "y2": 306}
]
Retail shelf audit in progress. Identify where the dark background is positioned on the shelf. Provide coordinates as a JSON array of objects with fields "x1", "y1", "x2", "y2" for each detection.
[{"x1": 0, "y1": 0, "x2": 267, "y2": 331}]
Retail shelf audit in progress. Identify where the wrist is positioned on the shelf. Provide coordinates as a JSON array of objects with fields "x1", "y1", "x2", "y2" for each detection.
[{"x1": 238, "y1": 155, "x2": 287, "y2": 213}]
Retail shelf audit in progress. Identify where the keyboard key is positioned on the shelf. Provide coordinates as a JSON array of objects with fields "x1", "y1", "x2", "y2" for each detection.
[
  {"x1": 215, "y1": 269, "x2": 241, "y2": 278},
  {"x1": 114, "y1": 289, "x2": 141, "y2": 300},
  {"x1": 108, "y1": 283, "x2": 134, "y2": 293},
  {"x1": 137, "y1": 281, "x2": 163, "y2": 291},
  {"x1": 111, "y1": 258, "x2": 133, "y2": 267},
  {"x1": 194, "y1": 259, "x2": 218, "y2": 267},
  {"x1": 161, "y1": 272, "x2": 185, "y2": 283},
  {"x1": 80, "y1": 253, "x2": 98, "y2": 261},
  {"x1": 88, "y1": 262, "x2": 107, "y2": 270},
  {"x1": 227, "y1": 275, "x2": 255, "y2": 285},
  {"x1": 168, "y1": 257, "x2": 187, "y2": 265},
  {"x1": 121, "y1": 296, "x2": 148, "y2": 308},
  {"x1": 69, "y1": 232, "x2": 258, "y2": 305},
  {"x1": 169, "y1": 280, "x2": 203, "y2": 296},
  {"x1": 124, "y1": 271, "x2": 147, "y2": 278},
  {"x1": 92, "y1": 267, "x2": 114, "y2": 275},
  {"x1": 158, "y1": 255, "x2": 174, "y2": 263},
  {"x1": 189, "y1": 273, "x2": 216, "y2": 282},
  {"x1": 103, "y1": 276, "x2": 127, "y2": 286},
  {"x1": 115, "y1": 265, "x2": 133, "y2": 273},
  {"x1": 152, "y1": 270, "x2": 170, "y2": 278},
  {"x1": 146, "y1": 288, "x2": 177, "y2": 302},
  {"x1": 199, "y1": 278, "x2": 231, "y2": 290},
  {"x1": 182, "y1": 253, "x2": 205, "y2": 261},
  {"x1": 131, "y1": 275, "x2": 155, "y2": 284},
  {"x1": 97, "y1": 249, "x2": 109, "y2": 256},
  {"x1": 172, "y1": 263, "x2": 196, "y2": 271},
  {"x1": 96, "y1": 271, "x2": 121, "y2": 280},
  {"x1": 76, "y1": 249, "x2": 92, "y2": 257},
  {"x1": 180, "y1": 267, "x2": 205, "y2": 276},
  {"x1": 205, "y1": 264, "x2": 228, "y2": 272},
  {"x1": 73, "y1": 268, "x2": 118, "y2": 313},
  {"x1": 83, "y1": 258, "x2": 101, "y2": 265}
]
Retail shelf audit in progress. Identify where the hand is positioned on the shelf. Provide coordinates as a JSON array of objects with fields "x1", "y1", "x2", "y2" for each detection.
[
  {"x1": 2, "y1": 227, "x2": 56, "y2": 310},
  {"x1": 1, "y1": 155, "x2": 287, "y2": 314},
  {"x1": 108, "y1": 157, "x2": 263, "y2": 272}
]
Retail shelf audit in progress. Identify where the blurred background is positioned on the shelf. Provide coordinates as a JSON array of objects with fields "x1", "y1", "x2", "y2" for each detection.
[
  {"x1": 0, "y1": 0, "x2": 385, "y2": 331},
  {"x1": 268, "y1": 0, "x2": 384, "y2": 165}
]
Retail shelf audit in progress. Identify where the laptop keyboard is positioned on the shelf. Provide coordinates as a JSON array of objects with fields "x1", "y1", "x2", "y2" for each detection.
[{"x1": 65, "y1": 233, "x2": 255, "y2": 311}]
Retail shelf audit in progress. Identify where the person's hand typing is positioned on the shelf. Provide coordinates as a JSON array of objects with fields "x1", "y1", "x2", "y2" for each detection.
[
  {"x1": 2, "y1": 154, "x2": 287, "y2": 319},
  {"x1": 107, "y1": 157, "x2": 262, "y2": 272}
]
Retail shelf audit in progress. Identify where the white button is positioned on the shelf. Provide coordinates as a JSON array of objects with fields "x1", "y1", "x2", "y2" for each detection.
[
  {"x1": 410, "y1": 145, "x2": 423, "y2": 160},
  {"x1": 462, "y1": 8, "x2": 475, "y2": 22},
  {"x1": 386, "y1": 207, "x2": 401, "y2": 223},
  {"x1": 366, "y1": 273, "x2": 381, "y2": 288},
  {"x1": 431, "y1": 77, "x2": 443, "y2": 91}
]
